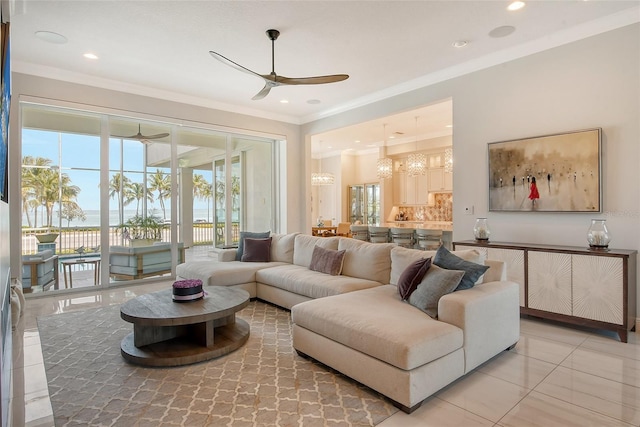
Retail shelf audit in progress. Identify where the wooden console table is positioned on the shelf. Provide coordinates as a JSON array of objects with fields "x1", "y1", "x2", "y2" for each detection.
[{"x1": 453, "y1": 240, "x2": 637, "y2": 342}]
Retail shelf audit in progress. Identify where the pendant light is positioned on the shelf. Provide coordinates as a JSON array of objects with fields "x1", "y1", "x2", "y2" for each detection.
[
  {"x1": 311, "y1": 140, "x2": 335, "y2": 186},
  {"x1": 376, "y1": 124, "x2": 392, "y2": 179},
  {"x1": 444, "y1": 147, "x2": 453, "y2": 173},
  {"x1": 407, "y1": 116, "x2": 426, "y2": 177}
]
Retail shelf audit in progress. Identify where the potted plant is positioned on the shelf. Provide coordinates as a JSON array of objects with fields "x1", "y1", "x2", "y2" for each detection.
[
  {"x1": 117, "y1": 214, "x2": 164, "y2": 247},
  {"x1": 35, "y1": 231, "x2": 59, "y2": 244}
]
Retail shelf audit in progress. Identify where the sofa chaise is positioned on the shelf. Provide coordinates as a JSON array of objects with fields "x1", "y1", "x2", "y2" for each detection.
[{"x1": 176, "y1": 233, "x2": 520, "y2": 412}]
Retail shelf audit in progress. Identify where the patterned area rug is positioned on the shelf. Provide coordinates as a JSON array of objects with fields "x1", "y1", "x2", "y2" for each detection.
[{"x1": 38, "y1": 300, "x2": 398, "y2": 426}]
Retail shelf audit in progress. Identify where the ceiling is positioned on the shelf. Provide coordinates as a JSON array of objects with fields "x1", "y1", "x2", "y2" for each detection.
[{"x1": 8, "y1": 1, "x2": 640, "y2": 155}]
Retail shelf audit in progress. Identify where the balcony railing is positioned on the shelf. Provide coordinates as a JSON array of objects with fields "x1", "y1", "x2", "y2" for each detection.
[{"x1": 21, "y1": 222, "x2": 240, "y2": 255}]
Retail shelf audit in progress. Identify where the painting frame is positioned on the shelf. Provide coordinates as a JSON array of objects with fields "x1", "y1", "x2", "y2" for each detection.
[
  {"x1": 488, "y1": 128, "x2": 602, "y2": 213},
  {"x1": 0, "y1": 22, "x2": 9, "y2": 203}
]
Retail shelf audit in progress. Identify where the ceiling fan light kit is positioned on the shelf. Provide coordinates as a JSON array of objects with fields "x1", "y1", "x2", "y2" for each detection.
[{"x1": 209, "y1": 29, "x2": 349, "y2": 100}]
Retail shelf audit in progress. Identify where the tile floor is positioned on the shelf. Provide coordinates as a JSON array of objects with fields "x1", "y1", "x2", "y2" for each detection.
[{"x1": 9, "y1": 264, "x2": 640, "y2": 426}]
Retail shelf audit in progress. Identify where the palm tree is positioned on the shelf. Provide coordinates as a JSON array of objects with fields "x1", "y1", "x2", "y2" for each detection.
[
  {"x1": 128, "y1": 182, "x2": 153, "y2": 216},
  {"x1": 21, "y1": 156, "x2": 52, "y2": 228},
  {"x1": 149, "y1": 169, "x2": 171, "y2": 219},
  {"x1": 109, "y1": 173, "x2": 131, "y2": 224},
  {"x1": 21, "y1": 156, "x2": 82, "y2": 228},
  {"x1": 193, "y1": 174, "x2": 213, "y2": 221}
]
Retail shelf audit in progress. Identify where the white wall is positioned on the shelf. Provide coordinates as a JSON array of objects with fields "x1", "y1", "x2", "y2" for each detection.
[{"x1": 303, "y1": 24, "x2": 640, "y2": 312}]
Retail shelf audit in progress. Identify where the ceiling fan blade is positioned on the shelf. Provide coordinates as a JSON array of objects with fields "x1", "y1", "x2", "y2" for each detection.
[
  {"x1": 142, "y1": 132, "x2": 170, "y2": 139},
  {"x1": 112, "y1": 124, "x2": 169, "y2": 140},
  {"x1": 252, "y1": 83, "x2": 273, "y2": 101},
  {"x1": 209, "y1": 51, "x2": 263, "y2": 80},
  {"x1": 273, "y1": 74, "x2": 350, "y2": 85}
]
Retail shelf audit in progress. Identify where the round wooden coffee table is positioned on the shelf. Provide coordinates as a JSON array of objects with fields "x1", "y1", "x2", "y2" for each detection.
[{"x1": 120, "y1": 286, "x2": 250, "y2": 367}]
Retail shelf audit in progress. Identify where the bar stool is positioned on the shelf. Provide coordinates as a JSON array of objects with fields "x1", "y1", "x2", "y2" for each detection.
[
  {"x1": 390, "y1": 227, "x2": 415, "y2": 248},
  {"x1": 415, "y1": 229, "x2": 443, "y2": 250},
  {"x1": 369, "y1": 226, "x2": 390, "y2": 243},
  {"x1": 350, "y1": 225, "x2": 369, "y2": 241}
]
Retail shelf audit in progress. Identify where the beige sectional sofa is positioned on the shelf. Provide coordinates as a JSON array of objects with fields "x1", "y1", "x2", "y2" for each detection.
[{"x1": 176, "y1": 232, "x2": 520, "y2": 413}]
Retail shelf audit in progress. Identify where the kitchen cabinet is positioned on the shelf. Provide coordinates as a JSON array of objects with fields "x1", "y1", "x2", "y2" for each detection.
[
  {"x1": 453, "y1": 240, "x2": 636, "y2": 342},
  {"x1": 393, "y1": 170, "x2": 428, "y2": 205},
  {"x1": 427, "y1": 167, "x2": 452, "y2": 192}
]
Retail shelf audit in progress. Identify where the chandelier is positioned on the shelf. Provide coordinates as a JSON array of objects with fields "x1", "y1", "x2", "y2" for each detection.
[
  {"x1": 444, "y1": 147, "x2": 453, "y2": 173},
  {"x1": 407, "y1": 116, "x2": 426, "y2": 177},
  {"x1": 312, "y1": 141, "x2": 335, "y2": 186},
  {"x1": 376, "y1": 158, "x2": 392, "y2": 179},
  {"x1": 376, "y1": 123, "x2": 393, "y2": 179},
  {"x1": 311, "y1": 172, "x2": 335, "y2": 186}
]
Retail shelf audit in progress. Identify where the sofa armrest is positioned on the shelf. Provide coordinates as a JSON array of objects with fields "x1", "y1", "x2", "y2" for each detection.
[
  {"x1": 438, "y1": 281, "x2": 520, "y2": 372},
  {"x1": 483, "y1": 260, "x2": 506, "y2": 283},
  {"x1": 218, "y1": 249, "x2": 237, "y2": 262}
]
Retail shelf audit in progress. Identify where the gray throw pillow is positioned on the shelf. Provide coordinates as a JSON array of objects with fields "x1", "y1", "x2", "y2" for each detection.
[
  {"x1": 397, "y1": 257, "x2": 431, "y2": 300},
  {"x1": 236, "y1": 231, "x2": 270, "y2": 260},
  {"x1": 433, "y1": 246, "x2": 489, "y2": 291},
  {"x1": 408, "y1": 265, "x2": 465, "y2": 318},
  {"x1": 309, "y1": 246, "x2": 346, "y2": 276},
  {"x1": 241, "y1": 237, "x2": 272, "y2": 262}
]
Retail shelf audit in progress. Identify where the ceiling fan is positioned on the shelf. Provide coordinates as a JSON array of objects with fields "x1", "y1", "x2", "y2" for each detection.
[
  {"x1": 209, "y1": 29, "x2": 349, "y2": 100},
  {"x1": 112, "y1": 124, "x2": 170, "y2": 143}
]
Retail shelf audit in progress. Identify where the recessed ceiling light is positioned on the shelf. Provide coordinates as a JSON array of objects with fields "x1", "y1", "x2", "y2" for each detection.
[
  {"x1": 452, "y1": 40, "x2": 468, "y2": 48},
  {"x1": 35, "y1": 31, "x2": 67, "y2": 44},
  {"x1": 389, "y1": 135, "x2": 395, "y2": 139},
  {"x1": 280, "y1": 99, "x2": 289, "y2": 104},
  {"x1": 83, "y1": 53, "x2": 99, "y2": 60},
  {"x1": 446, "y1": 125, "x2": 453, "y2": 128},
  {"x1": 507, "y1": 1, "x2": 525, "y2": 11},
  {"x1": 307, "y1": 99, "x2": 321, "y2": 105},
  {"x1": 355, "y1": 140, "x2": 360, "y2": 143},
  {"x1": 489, "y1": 25, "x2": 516, "y2": 38}
]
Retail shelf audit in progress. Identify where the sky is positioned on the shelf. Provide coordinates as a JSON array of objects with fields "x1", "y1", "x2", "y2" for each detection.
[{"x1": 22, "y1": 129, "x2": 212, "y2": 216}]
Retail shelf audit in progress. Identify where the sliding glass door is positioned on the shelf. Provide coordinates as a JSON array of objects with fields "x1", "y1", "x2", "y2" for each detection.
[{"x1": 20, "y1": 102, "x2": 279, "y2": 294}]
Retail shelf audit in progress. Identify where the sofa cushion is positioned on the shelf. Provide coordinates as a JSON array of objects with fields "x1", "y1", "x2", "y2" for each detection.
[
  {"x1": 291, "y1": 285, "x2": 463, "y2": 371},
  {"x1": 241, "y1": 237, "x2": 272, "y2": 262},
  {"x1": 270, "y1": 233, "x2": 298, "y2": 263},
  {"x1": 408, "y1": 265, "x2": 464, "y2": 318},
  {"x1": 397, "y1": 257, "x2": 431, "y2": 300},
  {"x1": 433, "y1": 246, "x2": 488, "y2": 291},
  {"x1": 293, "y1": 235, "x2": 340, "y2": 268},
  {"x1": 338, "y1": 238, "x2": 394, "y2": 284},
  {"x1": 390, "y1": 246, "x2": 438, "y2": 286},
  {"x1": 236, "y1": 231, "x2": 270, "y2": 261},
  {"x1": 176, "y1": 260, "x2": 285, "y2": 287},
  {"x1": 256, "y1": 264, "x2": 382, "y2": 299},
  {"x1": 309, "y1": 246, "x2": 346, "y2": 276}
]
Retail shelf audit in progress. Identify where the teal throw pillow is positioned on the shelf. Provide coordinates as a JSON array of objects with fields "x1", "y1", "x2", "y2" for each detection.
[{"x1": 433, "y1": 245, "x2": 488, "y2": 291}]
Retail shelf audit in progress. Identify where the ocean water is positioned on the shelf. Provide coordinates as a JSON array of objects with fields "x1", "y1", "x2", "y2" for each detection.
[{"x1": 22, "y1": 209, "x2": 216, "y2": 228}]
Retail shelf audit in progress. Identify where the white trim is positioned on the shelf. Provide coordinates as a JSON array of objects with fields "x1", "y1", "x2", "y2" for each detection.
[
  {"x1": 636, "y1": 318, "x2": 639, "y2": 335},
  {"x1": 19, "y1": 95, "x2": 287, "y2": 142},
  {"x1": 12, "y1": 60, "x2": 300, "y2": 125}
]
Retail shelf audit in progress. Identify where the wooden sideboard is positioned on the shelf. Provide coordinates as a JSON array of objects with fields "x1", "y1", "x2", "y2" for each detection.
[{"x1": 453, "y1": 240, "x2": 637, "y2": 342}]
